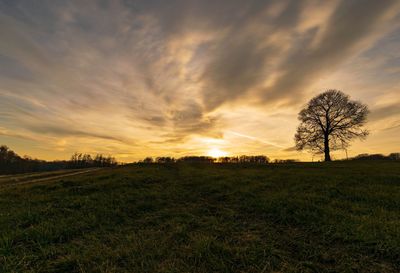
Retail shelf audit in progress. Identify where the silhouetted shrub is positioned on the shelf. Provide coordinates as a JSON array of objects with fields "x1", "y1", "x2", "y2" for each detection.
[
  {"x1": 388, "y1": 153, "x2": 400, "y2": 160},
  {"x1": 156, "y1": 157, "x2": 175, "y2": 163},
  {"x1": 177, "y1": 156, "x2": 215, "y2": 163},
  {"x1": 238, "y1": 155, "x2": 269, "y2": 164},
  {"x1": 142, "y1": 157, "x2": 154, "y2": 163}
]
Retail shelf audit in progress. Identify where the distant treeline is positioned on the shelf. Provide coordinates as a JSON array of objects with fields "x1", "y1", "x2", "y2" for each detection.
[
  {"x1": 140, "y1": 155, "x2": 272, "y2": 164},
  {"x1": 0, "y1": 145, "x2": 117, "y2": 175},
  {"x1": 351, "y1": 153, "x2": 400, "y2": 161},
  {"x1": 140, "y1": 153, "x2": 400, "y2": 164},
  {"x1": 69, "y1": 153, "x2": 117, "y2": 168}
]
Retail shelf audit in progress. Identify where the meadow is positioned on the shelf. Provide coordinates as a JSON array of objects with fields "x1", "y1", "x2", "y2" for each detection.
[{"x1": 0, "y1": 161, "x2": 399, "y2": 272}]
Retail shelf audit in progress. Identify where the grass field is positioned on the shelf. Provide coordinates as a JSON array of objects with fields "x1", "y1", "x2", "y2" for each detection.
[{"x1": 0, "y1": 162, "x2": 399, "y2": 272}]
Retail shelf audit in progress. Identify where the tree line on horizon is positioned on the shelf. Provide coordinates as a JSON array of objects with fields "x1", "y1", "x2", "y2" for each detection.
[
  {"x1": 352, "y1": 153, "x2": 400, "y2": 161},
  {"x1": 139, "y1": 153, "x2": 400, "y2": 164},
  {"x1": 1, "y1": 144, "x2": 399, "y2": 175},
  {"x1": 69, "y1": 152, "x2": 117, "y2": 168},
  {"x1": 141, "y1": 155, "x2": 272, "y2": 164},
  {"x1": 0, "y1": 145, "x2": 117, "y2": 175}
]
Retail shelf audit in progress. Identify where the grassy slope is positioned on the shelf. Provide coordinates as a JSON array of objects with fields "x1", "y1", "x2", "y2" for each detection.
[{"x1": 0, "y1": 162, "x2": 399, "y2": 273}]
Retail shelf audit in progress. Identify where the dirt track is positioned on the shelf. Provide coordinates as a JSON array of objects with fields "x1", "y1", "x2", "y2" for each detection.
[{"x1": 0, "y1": 168, "x2": 101, "y2": 187}]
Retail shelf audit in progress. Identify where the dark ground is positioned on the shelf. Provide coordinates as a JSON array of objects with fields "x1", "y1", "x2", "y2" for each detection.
[{"x1": 0, "y1": 162, "x2": 399, "y2": 272}]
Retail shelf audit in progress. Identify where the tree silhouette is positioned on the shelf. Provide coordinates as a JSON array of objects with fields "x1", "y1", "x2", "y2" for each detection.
[{"x1": 295, "y1": 90, "x2": 369, "y2": 161}]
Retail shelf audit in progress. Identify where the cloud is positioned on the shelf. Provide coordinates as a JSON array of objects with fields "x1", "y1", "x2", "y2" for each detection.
[
  {"x1": 283, "y1": 146, "x2": 297, "y2": 152},
  {"x1": 25, "y1": 124, "x2": 130, "y2": 144},
  {"x1": 226, "y1": 131, "x2": 285, "y2": 148},
  {"x1": 260, "y1": 0, "x2": 399, "y2": 105},
  {"x1": 190, "y1": 0, "x2": 399, "y2": 110},
  {"x1": 369, "y1": 103, "x2": 400, "y2": 122},
  {"x1": 0, "y1": 0, "x2": 399, "y2": 160},
  {"x1": 0, "y1": 127, "x2": 38, "y2": 141}
]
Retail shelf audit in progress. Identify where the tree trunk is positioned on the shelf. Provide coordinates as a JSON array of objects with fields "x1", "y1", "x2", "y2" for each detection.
[{"x1": 324, "y1": 135, "x2": 331, "y2": 161}]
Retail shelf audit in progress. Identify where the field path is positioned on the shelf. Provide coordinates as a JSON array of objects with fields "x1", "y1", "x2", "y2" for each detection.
[{"x1": 0, "y1": 168, "x2": 101, "y2": 188}]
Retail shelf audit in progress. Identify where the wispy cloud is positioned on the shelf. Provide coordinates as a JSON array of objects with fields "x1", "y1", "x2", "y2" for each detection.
[
  {"x1": 226, "y1": 131, "x2": 285, "y2": 148},
  {"x1": 0, "y1": 0, "x2": 399, "y2": 161}
]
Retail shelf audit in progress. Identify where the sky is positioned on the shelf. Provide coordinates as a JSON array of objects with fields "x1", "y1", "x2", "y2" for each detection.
[{"x1": 0, "y1": 0, "x2": 399, "y2": 162}]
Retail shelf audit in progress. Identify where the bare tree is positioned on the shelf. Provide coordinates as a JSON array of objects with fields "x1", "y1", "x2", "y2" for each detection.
[{"x1": 295, "y1": 90, "x2": 369, "y2": 161}]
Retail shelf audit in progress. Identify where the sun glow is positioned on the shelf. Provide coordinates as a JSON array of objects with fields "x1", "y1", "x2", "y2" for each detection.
[{"x1": 207, "y1": 148, "x2": 228, "y2": 158}]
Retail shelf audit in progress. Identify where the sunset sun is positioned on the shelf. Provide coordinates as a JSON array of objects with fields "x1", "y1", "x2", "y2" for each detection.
[{"x1": 207, "y1": 148, "x2": 228, "y2": 158}]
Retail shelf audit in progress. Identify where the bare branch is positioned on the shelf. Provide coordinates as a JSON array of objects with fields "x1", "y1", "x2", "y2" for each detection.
[{"x1": 295, "y1": 90, "x2": 369, "y2": 161}]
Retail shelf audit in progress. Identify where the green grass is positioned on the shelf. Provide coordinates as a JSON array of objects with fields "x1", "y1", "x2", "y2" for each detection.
[{"x1": 0, "y1": 162, "x2": 399, "y2": 272}]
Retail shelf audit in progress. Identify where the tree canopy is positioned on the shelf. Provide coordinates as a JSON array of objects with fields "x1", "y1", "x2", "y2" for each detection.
[{"x1": 295, "y1": 90, "x2": 369, "y2": 161}]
